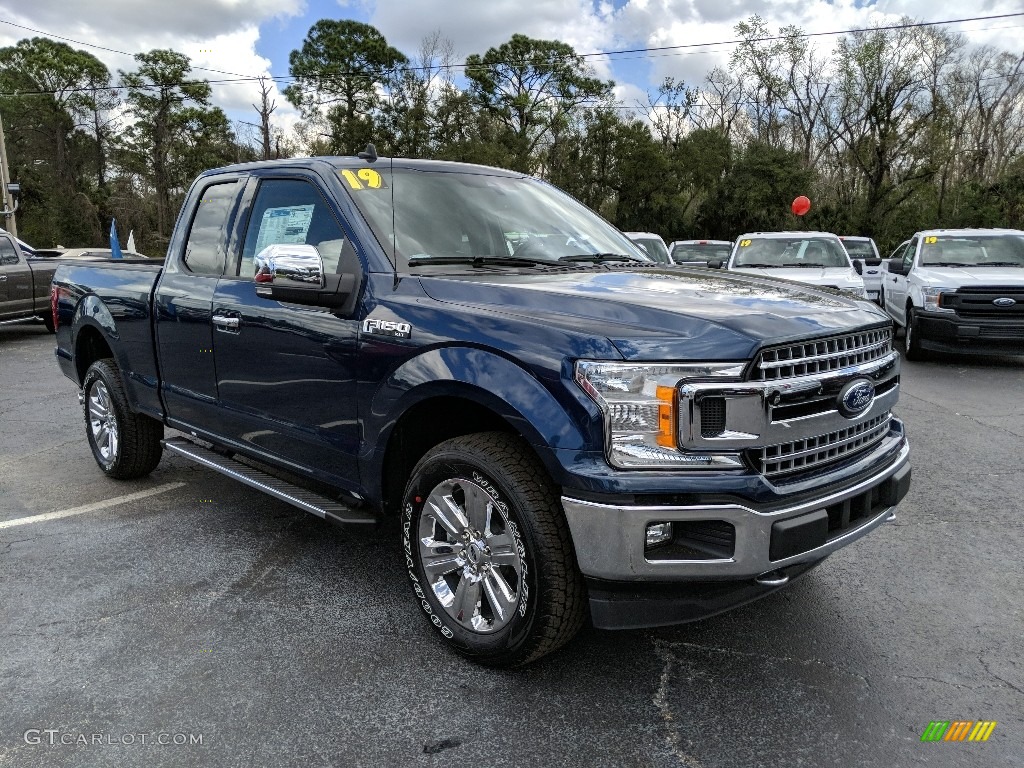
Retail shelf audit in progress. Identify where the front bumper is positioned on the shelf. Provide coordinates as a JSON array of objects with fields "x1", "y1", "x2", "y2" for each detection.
[
  {"x1": 917, "y1": 310, "x2": 1024, "y2": 354},
  {"x1": 562, "y1": 438, "x2": 910, "y2": 628}
]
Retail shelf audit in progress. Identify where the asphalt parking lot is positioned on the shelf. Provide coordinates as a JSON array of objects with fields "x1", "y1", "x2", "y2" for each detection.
[{"x1": 1, "y1": 320, "x2": 1022, "y2": 768}]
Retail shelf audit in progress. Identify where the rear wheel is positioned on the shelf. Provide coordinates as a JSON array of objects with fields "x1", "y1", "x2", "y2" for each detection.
[
  {"x1": 82, "y1": 359, "x2": 164, "y2": 479},
  {"x1": 402, "y1": 432, "x2": 586, "y2": 667}
]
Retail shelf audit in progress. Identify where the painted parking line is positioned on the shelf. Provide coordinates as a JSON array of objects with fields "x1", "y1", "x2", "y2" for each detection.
[{"x1": 0, "y1": 482, "x2": 187, "y2": 530}]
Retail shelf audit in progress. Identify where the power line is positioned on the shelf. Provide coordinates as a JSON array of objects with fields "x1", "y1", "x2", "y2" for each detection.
[{"x1": 0, "y1": 12, "x2": 1022, "y2": 98}]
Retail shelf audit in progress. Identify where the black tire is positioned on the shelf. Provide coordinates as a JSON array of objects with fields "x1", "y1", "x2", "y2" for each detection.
[
  {"x1": 904, "y1": 305, "x2": 928, "y2": 361},
  {"x1": 42, "y1": 313, "x2": 55, "y2": 333},
  {"x1": 402, "y1": 432, "x2": 586, "y2": 667},
  {"x1": 82, "y1": 359, "x2": 164, "y2": 479}
]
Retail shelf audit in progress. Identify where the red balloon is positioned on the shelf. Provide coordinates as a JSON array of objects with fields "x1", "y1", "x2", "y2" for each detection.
[{"x1": 791, "y1": 195, "x2": 811, "y2": 216}]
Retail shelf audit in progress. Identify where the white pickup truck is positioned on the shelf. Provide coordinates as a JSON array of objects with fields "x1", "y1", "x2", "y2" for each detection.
[
  {"x1": 721, "y1": 231, "x2": 868, "y2": 298},
  {"x1": 881, "y1": 228, "x2": 1024, "y2": 360}
]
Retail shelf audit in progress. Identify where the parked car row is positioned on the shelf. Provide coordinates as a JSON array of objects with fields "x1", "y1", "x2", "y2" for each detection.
[
  {"x1": 879, "y1": 228, "x2": 1024, "y2": 359},
  {"x1": 625, "y1": 226, "x2": 1023, "y2": 360}
]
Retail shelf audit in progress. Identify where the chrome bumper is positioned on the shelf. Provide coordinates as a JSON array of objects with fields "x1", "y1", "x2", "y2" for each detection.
[{"x1": 562, "y1": 439, "x2": 910, "y2": 582}]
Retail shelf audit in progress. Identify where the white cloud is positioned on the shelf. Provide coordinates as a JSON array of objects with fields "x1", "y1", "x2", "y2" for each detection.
[{"x1": 365, "y1": 0, "x2": 618, "y2": 72}]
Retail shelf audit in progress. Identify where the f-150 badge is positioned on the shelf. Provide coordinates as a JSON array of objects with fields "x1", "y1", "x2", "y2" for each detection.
[{"x1": 363, "y1": 318, "x2": 412, "y2": 339}]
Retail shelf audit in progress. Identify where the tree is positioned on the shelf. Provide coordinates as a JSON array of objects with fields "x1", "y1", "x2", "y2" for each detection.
[
  {"x1": 464, "y1": 34, "x2": 614, "y2": 173},
  {"x1": 0, "y1": 37, "x2": 114, "y2": 246},
  {"x1": 284, "y1": 20, "x2": 407, "y2": 155},
  {"x1": 119, "y1": 49, "x2": 233, "y2": 240}
]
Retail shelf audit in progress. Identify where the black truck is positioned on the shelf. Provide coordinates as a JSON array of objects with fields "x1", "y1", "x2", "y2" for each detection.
[
  {"x1": 0, "y1": 230, "x2": 57, "y2": 330},
  {"x1": 52, "y1": 155, "x2": 911, "y2": 666}
]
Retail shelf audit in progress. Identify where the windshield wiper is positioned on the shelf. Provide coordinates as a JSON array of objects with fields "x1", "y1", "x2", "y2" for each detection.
[
  {"x1": 406, "y1": 255, "x2": 551, "y2": 268},
  {"x1": 558, "y1": 252, "x2": 647, "y2": 263},
  {"x1": 782, "y1": 263, "x2": 830, "y2": 268},
  {"x1": 973, "y1": 261, "x2": 1024, "y2": 267},
  {"x1": 924, "y1": 262, "x2": 975, "y2": 268},
  {"x1": 734, "y1": 262, "x2": 776, "y2": 268}
]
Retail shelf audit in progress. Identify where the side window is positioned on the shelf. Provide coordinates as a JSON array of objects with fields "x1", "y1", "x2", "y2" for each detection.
[
  {"x1": 0, "y1": 237, "x2": 19, "y2": 265},
  {"x1": 903, "y1": 239, "x2": 917, "y2": 271},
  {"x1": 239, "y1": 179, "x2": 347, "y2": 278},
  {"x1": 182, "y1": 181, "x2": 239, "y2": 275}
]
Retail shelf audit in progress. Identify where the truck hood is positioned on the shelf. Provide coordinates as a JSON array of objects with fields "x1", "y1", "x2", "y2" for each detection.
[
  {"x1": 913, "y1": 266, "x2": 1024, "y2": 287},
  {"x1": 418, "y1": 267, "x2": 889, "y2": 361}
]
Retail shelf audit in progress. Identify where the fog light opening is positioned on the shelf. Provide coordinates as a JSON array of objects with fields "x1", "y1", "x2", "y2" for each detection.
[{"x1": 645, "y1": 522, "x2": 673, "y2": 549}]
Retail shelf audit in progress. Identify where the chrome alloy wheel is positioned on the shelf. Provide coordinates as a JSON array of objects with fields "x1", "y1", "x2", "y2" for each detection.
[
  {"x1": 417, "y1": 477, "x2": 524, "y2": 633},
  {"x1": 88, "y1": 381, "x2": 119, "y2": 463}
]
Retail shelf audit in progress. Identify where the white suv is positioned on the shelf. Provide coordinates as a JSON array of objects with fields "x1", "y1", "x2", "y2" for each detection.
[
  {"x1": 723, "y1": 231, "x2": 868, "y2": 298},
  {"x1": 882, "y1": 228, "x2": 1024, "y2": 359},
  {"x1": 839, "y1": 236, "x2": 883, "y2": 302},
  {"x1": 624, "y1": 232, "x2": 671, "y2": 265}
]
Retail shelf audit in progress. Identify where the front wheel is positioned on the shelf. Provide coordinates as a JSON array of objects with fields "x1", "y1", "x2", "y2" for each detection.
[
  {"x1": 82, "y1": 359, "x2": 164, "y2": 479},
  {"x1": 904, "y1": 306, "x2": 929, "y2": 361},
  {"x1": 402, "y1": 432, "x2": 586, "y2": 667}
]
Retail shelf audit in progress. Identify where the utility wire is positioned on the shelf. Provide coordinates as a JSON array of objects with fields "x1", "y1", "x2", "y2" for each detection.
[{"x1": 1, "y1": 11, "x2": 1022, "y2": 97}]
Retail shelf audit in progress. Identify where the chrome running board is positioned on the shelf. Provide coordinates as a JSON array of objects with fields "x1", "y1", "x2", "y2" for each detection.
[{"x1": 163, "y1": 437, "x2": 377, "y2": 526}]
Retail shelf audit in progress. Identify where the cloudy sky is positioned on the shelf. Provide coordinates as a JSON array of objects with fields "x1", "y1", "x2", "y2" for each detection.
[{"x1": 1, "y1": 0, "x2": 1022, "y2": 138}]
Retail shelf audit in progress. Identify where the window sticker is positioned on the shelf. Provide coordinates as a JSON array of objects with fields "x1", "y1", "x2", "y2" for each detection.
[
  {"x1": 739, "y1": 239, "x2": 752, "y2": 247},
  {"x1": 253, "y1": 205, "x2": 314, "y2": 254},
  {"x1": 340, "y1": 168, "x2": 386, "y2": 190},
  {"x1": 924, "y1": 236, "x2": 938, "y2": 244}
]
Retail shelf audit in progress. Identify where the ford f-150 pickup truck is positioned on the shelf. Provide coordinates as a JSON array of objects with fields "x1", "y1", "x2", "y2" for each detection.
[
  {"x1": 52, "y1": 155, "x2": 911, "y2": 666},
  {"x1": 881, "y1": 228, "x2": 1024, "y2": 359},
  {"x1": 0, "y1": 230, "x2": 57, "y2": 331}
]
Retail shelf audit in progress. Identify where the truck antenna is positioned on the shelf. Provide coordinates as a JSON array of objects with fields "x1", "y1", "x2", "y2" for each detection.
[{"x1": 358, "y1": 143, "x2": 378, "y2": 163}]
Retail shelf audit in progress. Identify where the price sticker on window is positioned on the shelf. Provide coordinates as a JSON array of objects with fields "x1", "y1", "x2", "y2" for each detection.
[
  {"x1": 924, "y1": 236, "x2": 938, "y2": 244},
  {"x1": 340, "y1": 168, "x2": 386, "y2": 190},
  {"x1": 740, "y1": 239, "x2": 752, "y2": 247}
]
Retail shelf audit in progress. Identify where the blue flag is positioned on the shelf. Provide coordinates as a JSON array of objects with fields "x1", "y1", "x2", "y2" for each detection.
[{"x1": 110, "y1": 218, "x2": 123, "y2": 259}]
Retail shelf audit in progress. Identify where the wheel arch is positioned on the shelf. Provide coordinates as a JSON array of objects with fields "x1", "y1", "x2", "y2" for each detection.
[{"x1": 366, "y1": 347, "x2": 597, "y2": 514}]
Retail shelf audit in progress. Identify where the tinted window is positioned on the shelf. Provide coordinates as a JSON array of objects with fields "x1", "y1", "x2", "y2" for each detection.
[
  {"x1": 842, "y1": 240, "x2": 876, "y2": 258},
  {"x1": 919, "y1": 234, "x2": 1024, "y2": 267},
  {"x1": 346, "y1": 168, "x2": 646, "y2": 268},
  {"x1": 672, "y1": 243, "x2": 732, "y2": 263},
  {"x1": 182, "y1": 182, "x2": 238, "y2": 275},
  {"x1": 0, "y1": 237, "x2": 18, "y2": 265},
  {"x1": 239, "y1": 179, "x2": 347, "y2": 278},
  {"x1": 632, "y1": 237, "x2": 670, "y2": 264},
  {"x1": 733, "y1": 237, "x2": 850, "y2": 268}
]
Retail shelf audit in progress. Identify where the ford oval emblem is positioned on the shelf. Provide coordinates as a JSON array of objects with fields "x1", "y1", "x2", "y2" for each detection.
[
  {"x1": 838, "y1": 378, "x2": 875, "y2": 418},
  {"x1": 993, "y1": 297, "x2": 1016, "y2": 307}
]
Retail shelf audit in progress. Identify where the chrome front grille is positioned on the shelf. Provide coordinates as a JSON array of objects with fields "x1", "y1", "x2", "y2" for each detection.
[
  {"x1": 754, "y1": 328, "x2": 892, "y2": 381},
  {"x1": 756, "y1": 412, "x2": 892, "y2": 478}
]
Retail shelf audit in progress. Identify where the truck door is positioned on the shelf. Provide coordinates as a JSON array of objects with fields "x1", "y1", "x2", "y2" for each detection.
[
  {"x1": 155, "y1": 177, "x2": 244, "y2": 429},
  {"x1": 0, "y1": 236, "x2": 31, "y2": 318},
  {"x1": 889, "y1": 238, "x2": 916, "y2": 318},
  {"x1": 0, "y1": 236, "x2": 14, "y2": 315},
  {"x1": 211, "y1": 173, "x2": 363, "y2": 490}
]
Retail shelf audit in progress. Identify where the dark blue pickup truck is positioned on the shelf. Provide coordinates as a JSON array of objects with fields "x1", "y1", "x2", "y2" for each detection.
[{"x1": 52, "y1": 155, "x2": 910, "y2": 666}]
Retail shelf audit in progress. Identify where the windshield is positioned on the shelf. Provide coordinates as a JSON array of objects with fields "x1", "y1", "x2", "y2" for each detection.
[
  {"x1": 919, "y1": 234, "x2": 1024, "y2": 267},
  {"x1": 630, "y1": 237, "x2": 671, "y2": 264},
  {"x1": 842, "y1": 240, "x2": 877, "y2": 258},
  {"x1": 732, "y1": 237, "x2": 850, "y2": 268},
  {"x1": 672, "y1": 243, "x2": 732, "y2": 263},
  {"x1": 344, "y1": 166, "x2": 648, "y2": 269}
]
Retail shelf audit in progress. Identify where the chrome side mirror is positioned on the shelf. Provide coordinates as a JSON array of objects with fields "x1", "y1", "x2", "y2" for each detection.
[{"x1": 254, "y1": 243, "x2": 325, "y2": 290}]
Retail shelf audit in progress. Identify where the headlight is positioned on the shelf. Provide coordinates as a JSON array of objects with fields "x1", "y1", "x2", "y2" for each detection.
[
  {"x1": 574, "y1": 361, "x2": 744, "y2": 468},
  {"x1": 922, "y1": 287, "x2": 956, "y2": 313}
]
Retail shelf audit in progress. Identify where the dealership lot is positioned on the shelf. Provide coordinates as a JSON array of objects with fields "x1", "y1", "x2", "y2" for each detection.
[{"x1": 1, "y1": 321, "x2": 1021, "y2": 768}]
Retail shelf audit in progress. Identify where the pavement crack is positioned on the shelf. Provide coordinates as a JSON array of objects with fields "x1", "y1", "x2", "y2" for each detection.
[
  {"x1": 653, "y1": 641, "x2": 706, "y2": 768},
  {"x1": 978, "y1": 653, "x2": 1024, "y2": 697},
  {"x1": 656, "y1": 639, "x2": 872, "y2": 689}
]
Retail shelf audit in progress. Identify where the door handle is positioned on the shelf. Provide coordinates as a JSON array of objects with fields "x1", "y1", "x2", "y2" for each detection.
[{"x1": 212, "y1": 315, "x2": 240, "y2": 330}]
